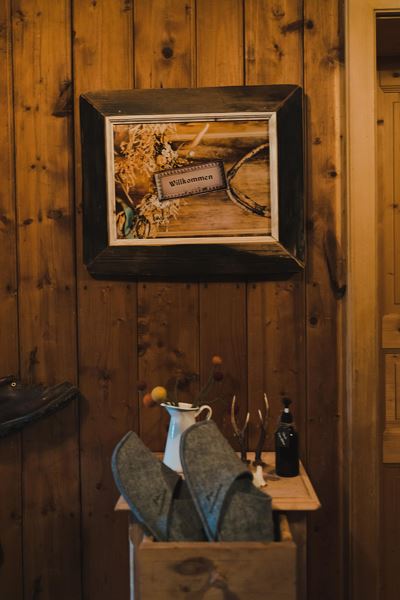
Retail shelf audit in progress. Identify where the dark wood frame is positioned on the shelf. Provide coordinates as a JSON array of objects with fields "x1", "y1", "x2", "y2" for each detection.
[{"x1": 80, "y1": 85, "x2": 304, "y2": 280}]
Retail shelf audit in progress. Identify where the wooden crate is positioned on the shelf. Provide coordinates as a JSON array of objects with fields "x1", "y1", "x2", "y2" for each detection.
[
  {"x1": 131, "y1": 514, "x2": 296, "y2": 600},
  {"x1": 116, "y1": 454, "x2": 320, "y2": 599}
]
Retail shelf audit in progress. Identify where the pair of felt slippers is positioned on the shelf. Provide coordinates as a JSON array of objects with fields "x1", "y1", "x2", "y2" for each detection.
[{"x1": 111, "y1": 420, "x2": 274, "y2": 542}]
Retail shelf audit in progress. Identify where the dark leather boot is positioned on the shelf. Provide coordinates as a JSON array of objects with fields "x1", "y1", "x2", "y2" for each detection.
[{"x1": 0, "y1": 375, "x2": 79, "y2": 438}]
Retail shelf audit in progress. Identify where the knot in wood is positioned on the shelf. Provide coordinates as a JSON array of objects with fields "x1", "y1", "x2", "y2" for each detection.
[{"x1": 162, "y1": 46, "x2": 173, "y2": 59}]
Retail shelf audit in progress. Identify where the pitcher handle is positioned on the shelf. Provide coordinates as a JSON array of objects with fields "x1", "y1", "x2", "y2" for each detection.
[{"x1": 195, "y1": 404, "x2": 212, "y2": 420}]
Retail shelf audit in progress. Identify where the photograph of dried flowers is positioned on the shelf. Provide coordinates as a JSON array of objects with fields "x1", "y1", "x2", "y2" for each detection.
[{"x1": 107, "y1": 117, "x2": 273, "y2": 244}]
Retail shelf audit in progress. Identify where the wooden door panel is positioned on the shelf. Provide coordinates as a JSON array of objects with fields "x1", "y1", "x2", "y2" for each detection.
[
  {"x1": 383, "y1": 354, "x2": 400, "y2": 463},
  {"x1": 394, "y1": 102, "x2": 400, "y2": 304},
  {"x1": 379, "y1": 59, "x2": 400, "y2": 600},
  {"x1": 379, "y1": 82, "x2": 400, "y2": 466}
]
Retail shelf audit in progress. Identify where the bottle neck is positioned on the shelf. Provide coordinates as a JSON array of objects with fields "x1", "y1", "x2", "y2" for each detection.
[{"x1": 278, "y1": 421, "x2": 295, "y2": 428}]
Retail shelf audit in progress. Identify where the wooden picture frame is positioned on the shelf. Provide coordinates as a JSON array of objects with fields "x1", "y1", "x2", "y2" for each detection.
[{"x1": 80, "y1": 85, "x2": 304, "y2": 280}]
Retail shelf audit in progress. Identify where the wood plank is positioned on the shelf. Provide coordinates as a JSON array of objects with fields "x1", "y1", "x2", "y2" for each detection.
[
  {"x1": 382, "y1": 466, "x2": 400, "y2": 600},
  {"x1": 244, "y1": 0, "x2": 305, "y2": 453},
  {"x1": 136, "y1": 529, "x2": 296, "y2": 600},
  {"x1": 383, "y1": 354, "x2": 400, "y2": 462},
  {"x1": 287, "y1": 511, "x2": 307, "y2": 600},
  {"x1": 11, "y1": 1, "x2": 81, "y2": 598},
  {"x1": 247, "y1": 281, "x2": 305, "y2": 450},
  {"x1": 382, "y1": 314, "x2": 400, "y2": 348},
  {"x1": 138, "y1": 283, "x2": 199, "y2": 450},
  {"x1": 134, "y1": 0, "x2": 195, "y2": 89},
  {"x1": 0, "y1": 1, "x2": 22, "y2": 598},
  {"x1": 197, "y1": 0, "x2": 243, "y2": 87},
  {"x1": 0, "y1": 437, "x2": 22, "y2": 600},
  {"x1": 134, "y1": 1, "x2": 199, "y2": 451},
  {"x1": 0, "y1": 0, "x2": 18, "y2": 373},
  {"x1": 377, "y1": 87, "x2": 400, "y2": 317},
  {"x1": 245, "y1": 0, "x2": 303, "y2": 84},
  {"x1": 304, "y1": 2, "x2": 344, "y2": 599},
  {"x1": 393, "y1": 100, "x2": 400, "y2": 304},
  {"x1": 73, "y1": 1, "x2": 136, "y2": 599},
  {"x1": 196, "y1": 1, "x2": 247, "y2": 448},
  {"x1": 199, "y1": 283, "x2": 247, "y2": 447}
]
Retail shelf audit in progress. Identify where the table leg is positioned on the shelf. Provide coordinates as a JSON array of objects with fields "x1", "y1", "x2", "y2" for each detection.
[
  {"x1": 129, "y1": 522, "x2": 143, "y2": 600},
  {"x1": 287, "y1": 512, "x2": 307, "y2": 600}
]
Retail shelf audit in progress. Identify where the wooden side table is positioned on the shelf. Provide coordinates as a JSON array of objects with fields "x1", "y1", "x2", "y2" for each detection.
[{"x1": 115, "y1": 452, "x2": 320, "y2": 600}]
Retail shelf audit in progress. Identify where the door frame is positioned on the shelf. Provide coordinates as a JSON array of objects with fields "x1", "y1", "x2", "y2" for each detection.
[{"x1": 346, "y1": 1, "x2": 400, "y2": 598}]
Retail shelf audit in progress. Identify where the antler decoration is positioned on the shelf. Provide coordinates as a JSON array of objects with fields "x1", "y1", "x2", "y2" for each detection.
[
  {"x1": 253, "y1": 393, "x2": 270, "y2": 467},
  {"x1": 231, "y1": 395, "x2": 250, "y2": 464}
]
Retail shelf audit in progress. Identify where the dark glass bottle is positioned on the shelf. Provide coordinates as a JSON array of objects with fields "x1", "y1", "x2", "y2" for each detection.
[{"x1": 275, "y1": 397, "x2": 299, "y2": 477}]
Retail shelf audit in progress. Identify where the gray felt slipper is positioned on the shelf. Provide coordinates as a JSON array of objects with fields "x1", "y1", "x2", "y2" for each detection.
[
  {"x1": 180, "y1": 420, "x2": 274, "y2": 542},
  {"x1": 111, "y1": 431, "x2": 206, "y2": 542}
]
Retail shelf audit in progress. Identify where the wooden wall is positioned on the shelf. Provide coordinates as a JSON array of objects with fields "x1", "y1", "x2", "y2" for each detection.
[{"x1": 0, "y1": 1, "x2": 344, "y2": 599}]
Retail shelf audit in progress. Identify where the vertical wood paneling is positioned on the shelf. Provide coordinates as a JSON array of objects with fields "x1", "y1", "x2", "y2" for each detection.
[
  {"x1": 199, "y1": 283, "x2": 247, "y2": 446},
  {"x1": 197, "y1": 0, "x2": 243, "y2": 86},
  {"x1": 244, "y1": 0, "x2": 305, "y2": 452},
  {"x1": 245, "y1": 0, "x2": 303, "y2": 84},
  {"x1": 11, "y1": 1, "x2": 81, "y2": 598},
  {"x1": 382, "y1": 466, "x2": 400, "y2": 600},
  {"x1": 138, "y1": 282, "x2": 199, "y2": 450},
  {"x1": 0, "y1": 0, "x2": 18, "y2": 375},
  {"x1": 196, "y1": 0, "x2": 248, "y2": 445},
  {"x1": 247, "y1": 280, "x2": 304, "y2": 448},
  {"x1": 0, "y1": 2, "x2": 22, "y2": 598},
  {"x1": 73, "y1": 2, "x2": 136, "y2": 599},
  {"x1": 134, "y1": 0, "x2": 195, "y2": 89},
  {"x1": 0, "y1": 435, "x2": 22, "y2": 600},
  {"x1": 0, "y1": 3, "x2": 347, "y2": 599},
  {"x1": 304, "y1": 1, "x2": 343, "y2": 598},
  {"x1": 134, "y1": 0, "x2": 198, "y2": 451}
]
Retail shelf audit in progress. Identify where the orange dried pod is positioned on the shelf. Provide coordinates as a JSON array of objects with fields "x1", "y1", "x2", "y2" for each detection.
[
  {"x1": 212, "y1": 355, "x2": 223, "y2": 366},
  {"x1": 143, "y1": 393, "x2": 157, "y2": 408},
  {"x1": 151, "y1": 386, "x2": 168, "y2": 402}
]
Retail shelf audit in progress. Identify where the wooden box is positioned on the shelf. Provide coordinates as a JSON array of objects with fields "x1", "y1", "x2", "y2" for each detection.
[
  {"x1": 117, "y1": 454, "x2": 321, "y2": 600},
  {"x1": 131, "y1": 514, "x2": 296, "y2": 600}
]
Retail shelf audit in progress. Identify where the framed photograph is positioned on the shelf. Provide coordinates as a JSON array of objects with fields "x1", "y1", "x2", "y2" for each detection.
[{"x1": 80, "y1": 85, "x2": 304, "y2": 280}]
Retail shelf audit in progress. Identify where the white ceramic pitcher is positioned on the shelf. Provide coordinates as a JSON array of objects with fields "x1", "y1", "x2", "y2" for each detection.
[{"x1": 161, "y1": 402, "x2": 212, "y2": 472}]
